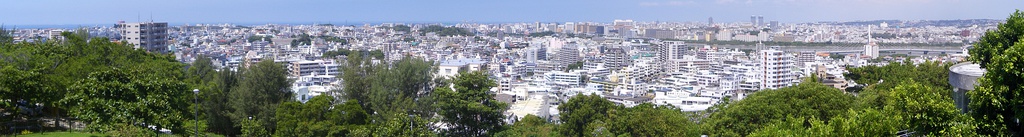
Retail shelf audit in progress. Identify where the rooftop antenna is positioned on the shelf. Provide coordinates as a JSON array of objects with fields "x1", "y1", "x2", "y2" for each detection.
[{"x1": 149, "y1": 12, "x2": 153, "y2": 22}]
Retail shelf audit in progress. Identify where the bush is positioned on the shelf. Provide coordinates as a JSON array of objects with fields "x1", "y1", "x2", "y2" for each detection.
[{"x1": 106, "y1": 124, "x2": 157, "y2": 137}]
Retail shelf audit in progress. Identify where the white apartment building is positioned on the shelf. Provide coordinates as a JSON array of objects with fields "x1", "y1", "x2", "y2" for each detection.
[
  {"x1": 758, "y1": 49, "x2": 798, "y2": 89},
  {"x1": 289, "y1": 60, "x2": 340, "y2": 77},
  {"x1": 117, "y1": 22, "x2": 169, "y2": 53},
  {"x1": 437, "y1": 58, "x2": 488, "y2": 78},
  {"x1": 657, "y1": 41, "x2": 687, "y2": 66},
  {"x1": 544, "y1": 70, "x2": 585, "y2": 88},
  {"x1": 667, "y1": 56, "x2": 711, "y2": 73}
]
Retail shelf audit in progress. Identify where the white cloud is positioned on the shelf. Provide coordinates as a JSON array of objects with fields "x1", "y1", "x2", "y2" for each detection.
[{"x1": 639, "y1": 1, "x2": 695, "y2": 6}]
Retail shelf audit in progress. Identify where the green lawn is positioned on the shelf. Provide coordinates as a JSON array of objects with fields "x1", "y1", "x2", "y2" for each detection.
[{"x1": 20, "y1": 132, "x2": 107, "y2": 137}]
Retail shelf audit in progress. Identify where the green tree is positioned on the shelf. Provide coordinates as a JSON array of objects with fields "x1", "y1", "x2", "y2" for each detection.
[
  {"x1": 241, "y1": 118, "x2": 271, "y2": 137},
  {"x1": 60, "y1": 69, "x2": 190, "y2": 133},
  {"x1": 969, "y1": 10, "x2": 1024, "y2": 68},
  {"x1": 700, "y1": 82, "x2": 856, "y2": 136},
  {"x1": 322, "y1": 48, "x2": 352, "y2": 58},
  {"x1": 494, "y1": 115, "x2": 559, "y2": 137},
  {"x1": 341, "y1": 52, "x2": 376, "y2": 110},
  {"x1": 433, "y1": 71, "x2": 508, "y2": 136},
  {"x1": 420, "y1": 25, "x2": 474, "y2": 36},
  {"x1": 607, "y1": 103, "x2": 701, "y2": 137},
  {"x1": 749, "y1": 109, "x2": 906, "y2": 137},
  {"x1": 364, "y1": 112, "x2": 436, "y2": 137},
  {"x1": 204, "y1": 67, "x2": 239, "y2": 135},
  {"x1": 0, "y1": 26, "x2": 12, "y2": 44},
  {"x1": 967, "y1": 10, "x2": 1024, "y2": 136},
  {"x1": 369, "y1": 50, "x2": 385, "y2": 59},
  {"x1": 0, "y1": 66, "x2": 49, "y2": 110},
  {"x1": 291, "y1": 33, "x2": 312, "y2": 47},
  {"x1": 886, "y1": 81, "x2": 977, "y2": 135},
  {"x1": 557, "y1": 94, "x2": 619, "y2": 137},
  {"x1": 566, "y1": 61, "x2": 584, "y2": 71},
  {"x1": 845, "y1": 60, "x2": 952, "y2": 109},
  {"x1": 393, "y1": 25, "x2": 412, "y2": 33},
  {"x1": 274, "y1": 96, "x2": 369, "y2": 136},
  {"x1": 228, "y1": 59, "x2": 292, "y2": 134},
  {"x1": 529, "y1": 31, "x2": 557, "y2": 37},
  {"x1": 367, "y1": 57, "x2": 437, "y2": 119},
  {"x1": 247, "y1": 35, "x2": 273, "y2": 43}
]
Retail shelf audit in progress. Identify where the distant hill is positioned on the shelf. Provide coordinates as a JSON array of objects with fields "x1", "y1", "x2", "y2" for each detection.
[{"x1": 813, "y1": 19, "x2": 1003, "y2": 27}]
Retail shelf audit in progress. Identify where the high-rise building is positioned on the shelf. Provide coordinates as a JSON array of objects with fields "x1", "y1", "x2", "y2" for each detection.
[
  {"x1": 117, "y1": 22, "x2": 169, "y2": 53},
  {"x1": 555, "y1": 44, "x2": 580, "y2": 69},
  {"x1": 527, "y1": 46, "x2": 547, "y2": 63},
  {"x1": 658, "y1": 41, "x2": 687, "y2": 60},
  {"x1": 769, "y1": 21, "x2": 780, "y2": 29},
  {"x1": 536, "y1": 46, "x2": 548, "y2": 60},
  {"x1": 757, "y1": 16, "x2": 764, "y2": 27},
  {"x1": 644, "y1": 29, "x2": 676, "y2": 39},
  {"x1": 657, "y1": 41, "x2": 688, "y2": 68},
  {"x1": 564, "y1": 22, "x2": 576, "y2": 33},
  {"x1": 864, "y1": 26, "x2": 880, "y2": 58},
  {"x1": 759, "y1": 49, "x2": 797, "y2": 89},
  {"x1": 604, "y1": 46, "x2": 629, "y2": 71},
  {"x1": 708, "y1": 17, "x2": 714, "y2": 26},
  {"x1": 751, "y1": 16, "x2": 757, "y2": 26},
  {"x1": 797, "y1": 51, "x2": 816, "y2": 65}
]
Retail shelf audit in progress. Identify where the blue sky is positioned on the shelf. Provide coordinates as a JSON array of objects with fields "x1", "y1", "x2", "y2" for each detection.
[{"x1": 1, "y1": 0, "x2": 1022, "y2": 25}]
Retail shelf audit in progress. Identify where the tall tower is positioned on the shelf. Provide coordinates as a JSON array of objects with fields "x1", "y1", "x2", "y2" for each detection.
[
  {"x1": 708, "y1": 17, "x2": 714, "y2": 26},
  {"x1": 757, "y1": 16, "x2": 764, "y2": 27},
  {"x1": 751, "y1": 16, "x2": 757, "y2": 26},
  {"x1": 864, "y1": 26, "x2": 879, "y2": 58}
]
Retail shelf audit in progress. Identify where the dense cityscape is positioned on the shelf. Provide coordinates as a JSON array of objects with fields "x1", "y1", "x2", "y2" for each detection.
[{"x1": 2, "y1": 1, "x2": 1024, "y2": 137}]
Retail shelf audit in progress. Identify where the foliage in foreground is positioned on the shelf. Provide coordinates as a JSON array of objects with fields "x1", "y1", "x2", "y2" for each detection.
[{"x1": 968, "y1": 9, "x2": 1024, "y2": 136}]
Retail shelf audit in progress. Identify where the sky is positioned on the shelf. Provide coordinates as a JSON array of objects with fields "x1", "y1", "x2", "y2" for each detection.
[{"x1": 1, "y1": 0, "x2": 1022, "y2": 25}]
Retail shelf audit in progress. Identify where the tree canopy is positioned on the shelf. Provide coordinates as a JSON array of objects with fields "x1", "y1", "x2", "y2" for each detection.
[
  {"x1": 420, "y1": 25, "x2": 474, "y2": 37},
  {"x1": 434, "y1": 71, "x2": 508, "y2": 136},
  {"x1": 61, "y1": 69, "x2": 190, "y2": 132},
  {"x1": 700, "y1": 82, "x2": 856, "y2": 136},
  {"x1": 967, "y1": 10, "x2": 1024, "y2": 136}
]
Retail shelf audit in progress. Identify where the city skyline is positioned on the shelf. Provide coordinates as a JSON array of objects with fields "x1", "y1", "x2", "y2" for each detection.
[{"x1": 2, "y1": 0, "x2": 1022, "y2": 26}]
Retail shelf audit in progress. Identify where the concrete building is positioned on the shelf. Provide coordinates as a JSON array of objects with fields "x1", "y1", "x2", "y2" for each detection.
[
  {"x1": 117, "y1": 22, "x2": 169, "y2": 53},
  {"x1": 554, "y1": 44, "x2": 580, "y2": 69},
  {"x1": 289, "y1": 60, "x2": 340, "y2": 77},
  {"x1": 437, "y1": 58, "x2": 488, "y2": 78},
  {"x1": 708, "y1": 17, "x2": 714, "y2": 26},
  {"x1": 757, "y1": 16, "x2": 765, "y2": 27},
  {"x1": 864, "y1": 26, "x2": 880, "y2": 58},
  {"x1": 797, "y1": 51, "x2": 816, "y2": 65},
  {"x1": 545, "y1": 70, "x2": 585, "y2": 88},
  {"x1": 657, "y1": 41, "x2": 687, "y2": 66},
  {"x1": 644, "y1": 29, "x2": 676, "y2": 39},
  {"x1": 604, "y1": 46, "x2": 629, "y2": 71},
  {"x1": 759, "y1": 49, "x2": 797, "y2": 89},
  {"x1": 716, "y1": 30, "x2": 733, "y2": 41}
]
